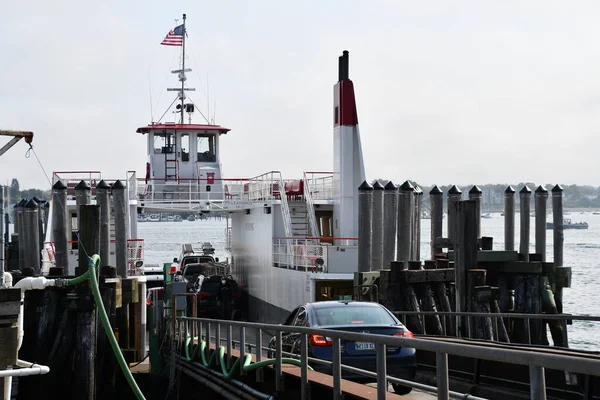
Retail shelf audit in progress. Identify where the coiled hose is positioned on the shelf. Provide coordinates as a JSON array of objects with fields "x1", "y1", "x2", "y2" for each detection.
[{"x1": 184, "y1": 336, "x2": 311, "y2": 379}]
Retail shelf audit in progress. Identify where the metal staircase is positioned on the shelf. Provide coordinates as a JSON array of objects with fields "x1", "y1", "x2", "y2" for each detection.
[
  {"x1": 289, "y1": 201, "x2": 310, "y2": 237},
  {"x1": 303, "y1": 172, "x2": 320, "y2": 238}
]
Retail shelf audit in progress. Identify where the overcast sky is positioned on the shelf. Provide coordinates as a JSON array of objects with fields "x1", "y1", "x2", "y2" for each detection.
[{"x1": 2, "y1": 1, "x2": 600, "y2": 190}]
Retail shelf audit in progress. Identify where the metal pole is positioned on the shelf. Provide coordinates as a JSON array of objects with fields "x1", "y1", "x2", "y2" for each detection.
[
  {"x1": 436, "y1": 352, "x2": 449, "y2": 400},
  {"x1": 300, "y1": 334, "x2": 309, "y2": 400},
  {"x1": 239, "y1": 326, "x2": 245, "y2": 376},
  {"x1": 534, "y1": 186, "x2": 548, "y2": 261},
  {"x1": 96, "y1": 180, "x2": 111, "y2": 267},
  {"x1": 396, "y1": 181, "x2": 414, "y2": 268},
  {"x1": 529, "y1": 365, "x2": 547, "y2": 400},
  {"x1": 447, "y1": 185, "x2": 462, "y2": 244},
  {"x1": 371, "y1": 181, "x2": 384, "y2": 271},
  {"x1": 0, "y1": 186, "x2": 4, "y2": 287},
  {"x1": 24, "y1": 199, "x2": 40, "y2": 273},
  {"x1": 519, "y1": 186, "x2": 531, "y2": 261},
  {"x1": 180, "y1": 13, "x2": 187, "y2": 124},
  {"x1": 430, "y1": 185, "x2": 443, "y2": 258},
  {"x1": 414, "y1": 186, "x2": 423, "y2": 261},
  {"x1": 112, "y1": 180, "x2": 128, "y2": 278},
  {"x1": 382, "y1": 181, "x2": 397, "y2": 270},
  {"x1": 504, "y1": 186, "x2": 515, "y2": 251},
  {"x1": 468, "y1": 185, "x2": 483, "y2": 239},
  {"x1": 376, "y1": 343, "x2": 387, "y2": 400},
  {"x1": 358, "y1": 181, "x2": 373, "y2": 272},
  {"x1": 332, "y1": 337, "x2": 342, "y2": 400},
  {"x1": 51, "y1": 180, "x2": 69, "y2": 275},
  {"x1": 275, "y1": 330, "x2": 283, "y2": 392},
  {"x1": 256, "y1": 328, "x2": 263, "y2": 382}
]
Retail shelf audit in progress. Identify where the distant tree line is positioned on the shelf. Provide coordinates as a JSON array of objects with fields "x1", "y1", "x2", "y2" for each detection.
[
  {"x1": 371, "y1": 180, "x2": 600, "y2": 211},
  {"x1": 5, "y1": 178, "x2": 50, "y2": 203}
]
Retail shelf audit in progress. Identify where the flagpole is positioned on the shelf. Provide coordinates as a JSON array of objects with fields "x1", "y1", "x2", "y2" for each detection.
[{"x1": 180, "y1": 13, "x2": 187, "y2": 123}]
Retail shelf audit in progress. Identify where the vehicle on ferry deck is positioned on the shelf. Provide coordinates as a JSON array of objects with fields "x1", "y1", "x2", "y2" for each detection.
[{"x1": 267, "y1": 301, "x2": 416, "y2": 395}]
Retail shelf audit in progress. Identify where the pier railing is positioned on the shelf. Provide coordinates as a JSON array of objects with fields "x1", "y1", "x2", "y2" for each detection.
[{"x1": 175, "y1": 315, "x2": 600, "y2": 400}]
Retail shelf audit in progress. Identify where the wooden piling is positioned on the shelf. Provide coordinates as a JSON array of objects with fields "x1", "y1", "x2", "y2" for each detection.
[
  {"x1": 371, "y1": 181, "x2": 384, "y2": 271},
  {"x1": 551, "y1": 185, "x2": 564, "y2": 318},
  {"x1": 519, "y1": 185, "x2": 531, "y2": 261},
  {"x1": 113, "y1": 180, "x2": 129, "y2": 278},
  {"x1": 0, "y1": 186, "x2": 4, "y2": 287},
  {"x1": 534, "y1": 186, "x2": 548, "y2": 262},
  {"x1": 421, "y1": 261, "x2": 443, "y2": 335},
  {"x1": 504, "y1": 186, "x2": 515, "y2": 251},
  {"x1": 96, "y1": 180, "x2": 111, "y2": 267},
  {"x1": 455, "y1": 200, "x2": 477, "y2": 337},
  {"x1": 429, "y1": 186, "x2": 443, "y2": 258},
  {"x1": 396, "y1": 181, "x2": 414, "y2": 268},
  {"x1": 358, "y1": 181, "x2": 374, "y2": 273},
  {"x1": 15, "y1": 200, "x2": 25, "y2": 271},
  {"x1": 74, "y1": 205, "x2": 99, "y2": 399},
  {"x1": 468, "y1": 185, "x2": 483, "y2": 239},
  {"x1": 414, "y1": 186, "x2": 423, "y2": 261},
  {"x1": 51, "y1": 180, "x2": 69, "y2": 275},
  {"x1": 24, "y1": 199, "x2": 41, "y2": 274},
  {"x1": 447, "y1": 185, "x2": 462, "y2": 244},
  {"x1": 382, "y1": 181, "x2": 397, "y2": 270},
  {"x1": 467, "y1": 269, "x2": 493, "y2": 340}
]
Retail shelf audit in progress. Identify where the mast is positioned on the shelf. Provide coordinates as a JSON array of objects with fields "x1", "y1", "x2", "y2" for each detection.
[{"x1": 180, "y1": 13, "x2": 186, "y2": 123}]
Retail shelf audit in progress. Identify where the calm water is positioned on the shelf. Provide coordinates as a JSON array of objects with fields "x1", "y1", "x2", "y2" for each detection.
[{"x1": 139, "y1": 212, "x2": 600, "y2": 350}]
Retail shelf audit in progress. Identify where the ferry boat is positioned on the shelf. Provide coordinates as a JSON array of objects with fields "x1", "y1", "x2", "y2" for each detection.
[
  {"x1": 135, "y1": 18, "x2": 365, "y2": 322},
  {"x1": 546, "y1": 218, "x2": 589, "y2": 230}
]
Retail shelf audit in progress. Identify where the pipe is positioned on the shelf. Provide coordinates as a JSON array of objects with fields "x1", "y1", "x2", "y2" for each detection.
[
  {"x1": 14, "y1": 277, "x2": 57, "y2": 350},
  {"x1": 140, "y1": 279, "x2": 147, "y2": 358},
  {"x1": 3, "y1": 271, "x2": 12, "y2": 288},
  {"x1": 0, "y1": 360, "x2": 50, "y2": 377},
  {"x1": 4, "y1": 373, "x2": 11, "y2": 400}
]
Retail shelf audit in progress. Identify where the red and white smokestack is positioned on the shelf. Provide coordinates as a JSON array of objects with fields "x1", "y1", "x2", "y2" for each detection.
[{"x1": 332, "y1": 51, "x2": 366, "y2": 246}]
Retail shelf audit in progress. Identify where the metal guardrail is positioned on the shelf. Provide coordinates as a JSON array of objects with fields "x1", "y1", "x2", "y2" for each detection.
[
  {"x1": 176, "y1": 316, "x2": 600, "y2": 400},
  {"x1": 393, "y1": 310, "x2": 600, "y2": 346}
]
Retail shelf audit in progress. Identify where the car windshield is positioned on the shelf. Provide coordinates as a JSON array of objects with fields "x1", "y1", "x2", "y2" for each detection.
[{"x1": 313, "y1": 305, "x2": 397, "y2": 326}]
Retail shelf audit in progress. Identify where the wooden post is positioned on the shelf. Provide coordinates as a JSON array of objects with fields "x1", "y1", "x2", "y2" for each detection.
[
  {"x1": 51, "y1": 180, "x2": 69, "y2": 275},
  {"x1": 429, "y1": 185, "x2": 443, "y2": 258},
  {"x1": 96, "y1": 180, "x2": 111, "y2": 267},
  {"x1": 534, "y1": 186, "x2": 548, "y2": 262},
  {"x1": 396, "y1": 181, "x2": 414, "y2": 269},
  {"x1": 382, "y1": 181, "x2": 397, "y2": 270},
  {"x1": 455, "y1": 200, "x2": 477, "y2": 337},
  {"x1": 519, "y1": 185, "x2": 531, "y2": 261},
  {"x1": 371, "y1": 181, "x2": 384, "y2": 271},
  {"x1": 468, "y1": 185, "x2": 483, "y2": 239},
  {"x1": 15, "y1": 200, "x2": 25, "y2": 271},
  {"x1": 447, "y1": 185, "x2": 462, "y2": 245},
  {"x1": 414, "y1": 186, "x2": 423, "y2": 261},
  {"x1": 74, "y1": 205, "x2": 99, "y2": 399},
  {"x1": 504, "y1": 186, "x2": 516, "y2": 251},
  {"x1": 24, "y1": 199, "x2": 41, "y2": 274},
  {"x1": 422, "y1": 261, "x2": 443, "y2": 335},
  {"x1": 551, "y1": 185, "x2": 564, "y2": 317},
  {"x1": 113, "y1": 180, "x2": 128, "y2": 278},
  {"x1": 358, "y1": 181, "x2": 374, "y2": 272}
]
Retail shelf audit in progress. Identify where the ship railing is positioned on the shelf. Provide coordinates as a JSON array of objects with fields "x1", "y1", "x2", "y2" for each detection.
[
  {"x1": 224, "y1": 226, "x2": 232, "y2": 251},
  {"x1": 272, "y1": 238, "x2": 329, "y2": 272},
  {"x1": 304, "y1": 171, "x2": 334, "y2": 201},
  {"x1": 52, "y1": 170, "x2": 103, "y2": 198},
  {"x1": 176, "y1": 315, "x2": 600, "y2": 400},
  {"x1": 392, "y1": 310, "x2": 600, "y2": 347},
  {"x1": 302, "y1": 172, "x2": 320, "y2": 237}
]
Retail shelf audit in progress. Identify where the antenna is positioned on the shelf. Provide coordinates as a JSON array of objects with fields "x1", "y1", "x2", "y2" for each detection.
[
  {"x1": 148, "y1": 70, "x2": 154, "y2": 122},
  {"x1": 180, "y1": 13, "x2": 187, "y2": 123},
  {"x1": 207, "y1": 72, "x2": 210, "y2": 125},
  {"x1": 213, "y1": 100, "x2": 217, "y2": 124}
]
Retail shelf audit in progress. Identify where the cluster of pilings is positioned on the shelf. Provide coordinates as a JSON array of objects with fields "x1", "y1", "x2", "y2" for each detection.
[
  {"x1": 357, "y1": 181, "x2": 569, "y2": 346},
  {"x1": 8, "y1": 196, "x2": 49, "y2": 275},
  {"x1": 1, "y1": 179, "x2": 147, "y2": 399}
]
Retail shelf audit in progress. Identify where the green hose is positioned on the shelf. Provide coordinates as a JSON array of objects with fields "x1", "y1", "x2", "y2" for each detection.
[
  {"x1": 87, "y1": 255, "x2": 146, "y2": 400},
  {"x1": 64, "y1": 270, "x2": 90, "y2": 286},
  {"x1": 184, "y1": 336, "x2": 311, "y2": 379}
]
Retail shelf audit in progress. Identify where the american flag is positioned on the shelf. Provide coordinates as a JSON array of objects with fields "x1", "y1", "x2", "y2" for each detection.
[{"x1": 160, "y1": 24, "x2": 184, "y2": 46}]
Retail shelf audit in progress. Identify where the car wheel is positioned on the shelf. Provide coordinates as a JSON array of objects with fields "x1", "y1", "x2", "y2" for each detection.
[{"x1": 391, "y1": 383, "x2": 412, "y2": 395}]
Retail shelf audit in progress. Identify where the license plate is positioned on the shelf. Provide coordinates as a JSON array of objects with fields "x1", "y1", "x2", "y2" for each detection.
[{"x1": 355, "y1": 341, "x2": 375, "y2": 351}]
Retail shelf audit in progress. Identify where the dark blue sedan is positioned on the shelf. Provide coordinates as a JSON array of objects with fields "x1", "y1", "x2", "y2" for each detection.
[{"x1": 268, "y1": 301, "x2": 416, "y2": 395}]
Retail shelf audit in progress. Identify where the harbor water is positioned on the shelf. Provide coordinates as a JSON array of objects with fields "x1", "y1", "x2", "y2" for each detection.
[{"x1": 139, "y1": 212, "x2": 600, "y2": 351}]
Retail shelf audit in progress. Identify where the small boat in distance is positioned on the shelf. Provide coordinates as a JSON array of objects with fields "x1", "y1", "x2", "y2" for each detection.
[
  {"x1": 187, "y1": 214, "x2": 196, "y2": 222},
  {"x1": 593, "y1": 211, "x2": 600, "y2": 215},
  {"x1": 546, "y1": 218, "x2": 588, "y2": 230},
  {"x1": 482, "y1": 212, "x2": 493, "y2": 219}
]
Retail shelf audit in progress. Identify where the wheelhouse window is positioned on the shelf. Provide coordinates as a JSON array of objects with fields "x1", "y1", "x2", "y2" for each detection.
[
  {"x1": 154, "y1": 132, "x2": 175, "y2": 154},
  {"x1": 197, "y1": 134, "x2": 216, "y2": 162},
  {"x1": 181, "y1": 134, "x2": 190, "y2": 162}
]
